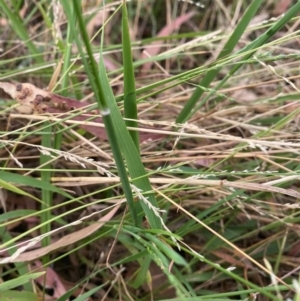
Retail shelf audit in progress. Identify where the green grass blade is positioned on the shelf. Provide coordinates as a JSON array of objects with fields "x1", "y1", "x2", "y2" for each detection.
[
  {"x1": 177, "y1": 0, "x2": 263, "y2": 123},
  {"x1": 0, "y1": 179, "x2": 39, "y2": 202},
  {"x1": 0, "y1": 291, "x2": 39, "y2": 301},
  {"x1": 70, "y1": 0, "x2": 138, "y2": 225},
  {"x1": 53, "y1": 0, "x2": 76, "y2": 149},
  {"x1": 0, "y1": 227, "x2": 32, "y2": 291},
  {"x1": 72, "y1": 284, "x2": 106, "y2": 301},
  {"x1": 219, "y1": 1, "x2": 300, "y2": 83},
  {"x1": 131, "y1": 255, "x2": 151, "y2": 288},
  {"x1": 122, "y1": 1, "x2": 139, "y2": 149},
  {"x1": 178, "y1": 0, "x2": 300, "y2": 122},
  {"x1": 40, "y1": 125, "x2": 52, "y2": 258},
  {"x1": 0, "y1": 171, "x2": 72, "y2": 199},
  {"x1": 97, "y1": 59, "x2": 162, "y2": 229},
  {"x1": 60, "y1": 3, "x2": 74, "y2": 96},
  {"x1": 144, "y1": 233, "x2": 188, "y2": 266},
  {"x1": 0, "y1": 210, "x2": 36, "y2": 223},
  {"x1": 0, "y1": 0, "x2": 43, "y2": 64},
  {"x1": 0, "y1": 272, "x2": 45, "y2": 292},
  {"x1": 71, "y1": 1, "x2": 162, "y2": 229}
]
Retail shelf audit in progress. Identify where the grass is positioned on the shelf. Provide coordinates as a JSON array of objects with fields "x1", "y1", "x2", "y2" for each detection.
[{"x1": 0, "y1": 0, "x2": 300, "y2": 300}]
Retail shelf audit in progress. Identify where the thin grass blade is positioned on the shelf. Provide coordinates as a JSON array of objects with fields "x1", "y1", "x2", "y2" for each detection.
[
  {"x1": 178, "y1": 0, "x2": 300, "y2": 122},
  {"x1": 0, "y1": 0, "x2": 43, "y2": 63},
  {"x1": 122, "y1": 1, "x2": 139, "y2": 149},
  {"x1": 176, "y1": 0, "x2": 263, "y2": 123}
]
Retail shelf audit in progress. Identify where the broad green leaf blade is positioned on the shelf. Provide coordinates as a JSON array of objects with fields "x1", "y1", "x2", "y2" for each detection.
[
  {"x1": 0, "y1": 272, "x2": 45, "y2": 292},
  {"x1": 122, "y1": 1, "x2": 139, "y2": 149},
  {"x1": 131, "y1": 255, "x2": 151, "y2": 288},
  {"x1": 0, "y1": 210, "x2": 67, "y2": 227},
  {"x1": 0, "y1": 179, "x2": 40, "y2": 202},
  {"x1": 97, "y1": 58, "x2": 162, "y2": 229},
  {"x1": 0, "y1": 290, "x2": 39, "y2": 301},
  {"x1": 0, "y1": 171, "x2": 72, "y2": 199},
  {"x1": 145, "y1": 234, "x2": 188, "y2": 266},
  {"x1": 0, "y1": 210, "x2": 36, "y2": 223}
]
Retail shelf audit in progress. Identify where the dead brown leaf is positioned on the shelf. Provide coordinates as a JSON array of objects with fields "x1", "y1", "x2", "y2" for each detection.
[
  {"x1": 32, "y1": 260, "x2": 67, "y2": 299},
  {"x1": 0, "y1": 203, "x2": 120, "y2": 263},
  {"x1": 0, "y1": 82, "x2": 163, "y2": 142}
]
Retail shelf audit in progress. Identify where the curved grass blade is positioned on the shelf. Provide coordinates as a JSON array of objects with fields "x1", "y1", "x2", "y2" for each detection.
[
  {"x1": 0, "y1": 178, "x2": 40, "y2": 202},
  {"x1": 0, "y1": 210, "x2": 36, "y2": 223},
  {"x1": 0, "y1": 272, "x2": 45, "y2": 292},
  {"x1": 0, "y1": 171, "x2": 72, "y2": 199}
]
